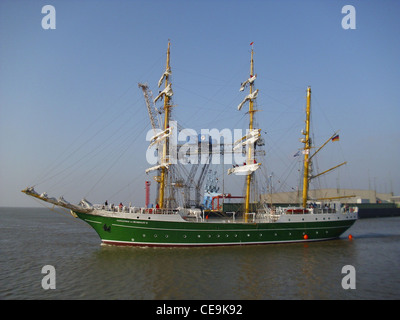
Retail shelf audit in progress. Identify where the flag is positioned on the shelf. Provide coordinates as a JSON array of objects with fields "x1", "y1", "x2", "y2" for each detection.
[
  {"x1": 293, "y1": 151, "x2": 300, "y2": 157},
  {"x1": 332, "y1": 134, "x2": 340, "y2": 142},
  {"x1": 250, "y1": 42, "x2": 254, "y2": 45}
]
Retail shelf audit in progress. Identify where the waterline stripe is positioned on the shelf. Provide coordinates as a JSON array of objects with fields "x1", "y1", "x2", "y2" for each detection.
[{"x1": 101, "y1": 237, "x2": 338, "y2": 247}]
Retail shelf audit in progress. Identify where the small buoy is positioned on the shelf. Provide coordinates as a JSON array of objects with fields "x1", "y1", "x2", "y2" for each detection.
[
  {"x1": 303, "y1": 234, "x2": 308, "y2": 240},
  {"x1": 348, "y1": 234, "x2": 353, "y2": 240}
]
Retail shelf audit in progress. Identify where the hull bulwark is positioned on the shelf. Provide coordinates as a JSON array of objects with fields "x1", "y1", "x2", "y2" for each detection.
[{"x1": 75, "y1": 211, "x2": 357, "y2": 247}]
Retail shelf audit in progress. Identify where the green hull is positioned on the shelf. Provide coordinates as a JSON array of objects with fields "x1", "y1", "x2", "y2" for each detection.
[{"x1": 75, "y1": 211, "x2": 357, "y2": 247}]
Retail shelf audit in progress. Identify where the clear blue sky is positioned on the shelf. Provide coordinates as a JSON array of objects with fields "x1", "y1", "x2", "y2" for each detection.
[{"x1": 1, "y1": 0, "x2": 399, "y2": 207}]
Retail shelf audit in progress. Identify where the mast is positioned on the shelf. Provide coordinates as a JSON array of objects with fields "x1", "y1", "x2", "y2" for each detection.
[
  {"x1": 244, "y1": 48, "x2": 255, "y2": 219},
  {"x1": 158, "y1": 41, "x2": 171, "y2": 208},
  {"x1": 227, "y1": 43, "x2": 261, "y2": 221},
  {"x1": 302, "y1": 86, "x2": 311, "y2": 208}
]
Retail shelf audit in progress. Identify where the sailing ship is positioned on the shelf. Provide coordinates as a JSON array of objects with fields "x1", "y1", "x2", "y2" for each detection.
[{"x1": 22, "y1": 42, "x2": 358, "y2": 247}]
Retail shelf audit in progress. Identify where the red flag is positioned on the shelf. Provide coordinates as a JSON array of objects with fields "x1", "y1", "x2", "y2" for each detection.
[{"x1": 250, "y1": 42, "x2": 254, "y2": 45}]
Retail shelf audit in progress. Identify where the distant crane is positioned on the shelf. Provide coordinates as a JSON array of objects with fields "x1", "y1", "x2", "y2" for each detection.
[
  {"x1": 139, "y1": 83, "x2": 162, "y2": 203},
  {"x1": 138, "y1": 83, "x2": 162, "y2": 133}
]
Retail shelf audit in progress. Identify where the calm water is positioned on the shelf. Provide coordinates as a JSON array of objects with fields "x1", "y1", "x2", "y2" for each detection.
[{"x1": 1, "y1": 207, "x2": 399, "y2": 300}]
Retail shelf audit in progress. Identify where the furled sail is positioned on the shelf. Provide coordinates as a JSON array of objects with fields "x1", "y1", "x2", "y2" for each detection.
[
  {"x1": 158, "y1": 69, "x2": 171, "y2": 88},
  {"x1": 148, "y1": 127, "x2": 173, "y2": 148},
  {"x1": 237, "y1": 89, "x2": 259, "y2": 110},
  {"x1": 233, "y1": 129, "x2": 261, "y2": 151},
  {"x1": 145, "y1": 162, "x2": 170, "y2": 174},
  {"x1": 239, "y1": 74, "x2": 256, "y2": 92},
  {"x1": 227, "y1": 162, "x2": 261, "y2": 175},
  {"x1": 154, "y1": 83, "x2": 173, "y2": 103}
]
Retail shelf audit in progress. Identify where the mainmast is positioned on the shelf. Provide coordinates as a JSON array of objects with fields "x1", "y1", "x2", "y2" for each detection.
[
  {"x1": 245, "y1": 48, "x2": 255, "y2": 218},
  {"x1": 229, "y1": 44, "x2": 261, "y2": 222},
  {"x1": 301, "y1": 86, "x2": 311, "y2": 208}
]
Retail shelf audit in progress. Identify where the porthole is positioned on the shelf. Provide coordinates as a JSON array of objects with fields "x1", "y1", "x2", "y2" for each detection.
[
  {"x1": 142, "y1": 234, "x2": 146, "y2": 237},
  {"x1": 154, "y1": 234, "x2": 158, "y2": 238},
  {"x1": 197, "y1": 235, "x2": 201, "y2": 238},
  {"x1": 183, "y1": 235, "x2": 187, "y2": 238},
  {"x1": 165, "y1": 235, "x2": 169, "y2": 238},
  {"x1": 208, "y1": 234, "x2": 211, "y2": 238}
]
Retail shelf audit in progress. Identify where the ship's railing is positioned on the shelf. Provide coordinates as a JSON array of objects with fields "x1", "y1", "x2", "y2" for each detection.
[{"x1": 94, "y1": 204, "x2": 182, "y2": 215}]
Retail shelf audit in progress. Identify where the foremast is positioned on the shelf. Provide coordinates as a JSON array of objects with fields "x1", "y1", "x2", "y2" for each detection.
[
  {"x1": 159, "y1": 41, "x2": 171, "y2": 209},
  {"x1": 145, "y1": 41, "x2": 174, "y2": 208}
]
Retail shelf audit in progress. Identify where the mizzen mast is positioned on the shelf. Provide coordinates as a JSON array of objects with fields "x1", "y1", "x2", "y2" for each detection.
[{"x1": 301, "y1": 86, "x2": 311, "y2": 208}]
